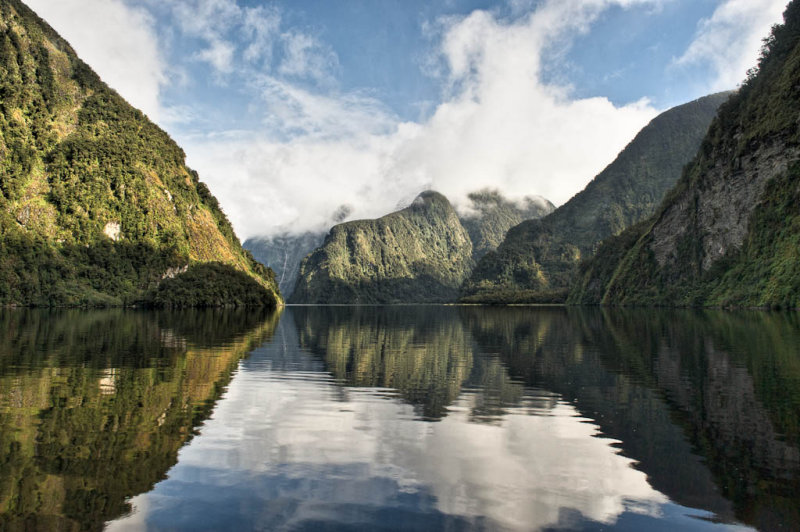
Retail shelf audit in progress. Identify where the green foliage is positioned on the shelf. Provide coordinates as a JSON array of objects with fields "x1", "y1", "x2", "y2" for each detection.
[
  {"x1": 463, "y1": 93, "x2": 729, "y2": 304},
  {"x1": 459, "y1": 189, "x2": 554, "y2": 261},
  {"x1": 150, "y1": 263, "x2": 277, "y2": 308},
  {"x1": 0, "y1": 0, "x2": 279, "y2": 307}
]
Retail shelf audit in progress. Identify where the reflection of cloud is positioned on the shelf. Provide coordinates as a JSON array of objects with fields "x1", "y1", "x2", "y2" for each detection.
[{"x1": 110, "y1": 346, "x2": 667, "y2": 531}]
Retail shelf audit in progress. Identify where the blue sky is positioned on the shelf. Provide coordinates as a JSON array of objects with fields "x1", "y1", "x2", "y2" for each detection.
[{"x1": 27, "y1": 0, "x2": 787, "y2": 238}]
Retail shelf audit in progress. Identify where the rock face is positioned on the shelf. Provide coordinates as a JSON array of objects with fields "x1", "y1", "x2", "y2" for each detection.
[
  {"x1": 570, "y1": 1, "x2": 800, "y2": 307},
  {"x1": 292, "y1": 191, "x2": 474, "y2": 303},
  {"x1": 0, "y1": 0, "x2": 279, "y2": 306},
  {"x1": 244, "y1": 232, "x2": 325, "y2": 299},
  {"x1": 461, "y1": 92, "x2": 729, "y2": 304},
  {"x1": 459, "y1": 189, "x2": 554, "y2": 261}
]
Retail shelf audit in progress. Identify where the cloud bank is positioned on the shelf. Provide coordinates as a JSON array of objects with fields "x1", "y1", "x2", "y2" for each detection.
[{"x1": 181, "y1": 0, "x2": 662, "y2": 238}]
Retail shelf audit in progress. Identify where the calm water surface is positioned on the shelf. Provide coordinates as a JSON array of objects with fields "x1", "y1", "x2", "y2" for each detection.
[{"x1": 1, "y1": 306, "x2": 798, "y2": 531}]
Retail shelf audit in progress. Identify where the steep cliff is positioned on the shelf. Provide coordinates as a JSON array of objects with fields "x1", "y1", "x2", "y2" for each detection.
[
  {"x1": 570, "y1": 1, "x2": 800, "y2": 307},
  {"x1": 244, "y1": 231, "x2": 325, "y2": 299},
  {"x1": 462, "y1": 93, "x2": 729, "y2": 304},
  {"x1": 292, "y1": 191, "x2": 473, "y2": 303},
  {"x1": 0, "y1": 0, "x2": 279, "y2": 306}
]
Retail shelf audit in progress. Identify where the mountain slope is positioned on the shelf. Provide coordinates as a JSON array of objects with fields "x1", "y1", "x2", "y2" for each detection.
[
  {"x1": 291, "y1": 191, "x2": 473, "y2": 303},
  {"x1": 570, "y1": 1, "x2": 800, "y2": 308},
  {"x1": 462, "y1": 93, "x2": 729, "y2": 303},
  {"x1": 459, "y1": 189, "x2": 554, "y2": 262},
  {"x1": 245, "y1": 232, "x2": 325, "y2": 300},
  {"x1": 0, "y1": 0, "x2": 279, "y2": 306}
]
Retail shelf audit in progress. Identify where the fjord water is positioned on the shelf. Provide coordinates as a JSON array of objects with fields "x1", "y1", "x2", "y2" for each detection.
[{"x1": 1, "y1": 308, "x2": 798, "y2": 531}]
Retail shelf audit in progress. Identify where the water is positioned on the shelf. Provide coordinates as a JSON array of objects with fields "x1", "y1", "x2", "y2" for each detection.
[{"x1": 0, "y1": 307, "x2": 798, "y2": 531}]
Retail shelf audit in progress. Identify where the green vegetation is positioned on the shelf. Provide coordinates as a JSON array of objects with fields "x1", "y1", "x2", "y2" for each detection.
[
  {"x1": 462, "y1": 93, "x2": 729, "y2": 304},
  {"x1": 0, "y1": 0, "x2": 279, "y2": 307},
  {"x1": 572, "y1": 1, "x2": 800, "y2": 307},
  {"x1": 292, "y1": 191, "x2": 474, "y2": 303},
  {"x1": 150, "y1": 262, "x2": 278, "y2": 308}
]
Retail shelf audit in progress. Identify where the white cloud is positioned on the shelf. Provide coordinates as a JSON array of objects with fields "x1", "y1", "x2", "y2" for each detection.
[
  {"x1": 25, "y1": 0, "x2": 167, "y2": 122},
  {"x1": 196, "y1": 38, "x2": 236, "y2": 73},
  {"x1": 243, "y1": 6, "x2": 281, "y2": 65},
  {"x1": 675, "y1": 0, "x2": 786, "y2": 91},
  {"x1": 279, "y1": 31, "x2": 340, "y2": 85},
  {"x1": 188, "y1": 0, "x2": 661, "y2": 239}
]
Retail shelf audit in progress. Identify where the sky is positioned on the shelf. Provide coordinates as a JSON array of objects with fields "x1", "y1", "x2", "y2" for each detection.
[{"x1": 26, "y1": 0, "x2": 788, "y2": 239}]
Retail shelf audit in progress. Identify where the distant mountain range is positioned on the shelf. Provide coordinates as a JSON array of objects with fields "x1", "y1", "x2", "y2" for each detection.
[
  {"x1": 6, "y1": 0, "x2": 800, "y2": 310},
  {"x1": 249, "y1": 189, "x2": 552, "y2": 303}
]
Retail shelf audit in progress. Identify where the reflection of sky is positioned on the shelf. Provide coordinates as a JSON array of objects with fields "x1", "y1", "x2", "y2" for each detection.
[{"x1": 107, "y1": 318, "x2": 753, "y2": 532}]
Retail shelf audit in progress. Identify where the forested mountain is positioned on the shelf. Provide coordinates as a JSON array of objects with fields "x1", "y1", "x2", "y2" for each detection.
[
  {"x1": 462, "y1": 93, "x2": 729, "y2": 303},
  {"x1": 292, "y1": 191, "x2": 474, "y2": 303},
  {"x1": 570, "y1": 1, "x2": 800, "y2": 308},
  {"x1": 0, "y1": 0, "x2": 279, "y2": 307}
]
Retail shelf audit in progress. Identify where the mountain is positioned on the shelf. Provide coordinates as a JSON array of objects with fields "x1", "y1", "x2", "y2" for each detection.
[
  {"x1": 250, "y1": 190, "x2": 550, "y2": 303},
  {"x1": 291, "y1": 191, "x2": 474, "y2": 303},
  {"x1": 459, "y1": 189, "x2": 554, "y2": 261},
  {"x1": 244, "y1": 231, "x2": 325, "y2": 300},
  {"x1": 461, "y1": 92, "x2": 729, "y2": 304},
  {"x1": 0, "y1": 0, "x2": 279, "y2": 307},
  {"x1": 570, "y1": 1, "x2": 800, "y2": 308}
]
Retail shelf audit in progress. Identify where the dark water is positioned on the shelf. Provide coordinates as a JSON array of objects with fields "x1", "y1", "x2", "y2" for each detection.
[{"x1": 0, "y1": 307, "x2": 798, "y2": 531}]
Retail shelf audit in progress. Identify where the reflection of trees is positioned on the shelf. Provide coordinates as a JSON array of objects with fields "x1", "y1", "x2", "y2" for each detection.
[
  {"x1": 0, "y1": 308, "x2": 279, "y2": 531},
  {"x1": 580, "y1": 309, "x2": 800, "y2": 531},
  {"x1": 460, "y1": 306, "x2": 800, "y2": 531},
  {"x1": 293, "y1": 306, "x2": 473, "y2": 419}
]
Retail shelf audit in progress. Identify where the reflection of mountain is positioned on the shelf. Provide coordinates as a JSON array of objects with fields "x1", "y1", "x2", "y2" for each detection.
[
  {"x1": 114, "y1": 307, "x2": 668, "y2": 532},
  {"x1": 293, "y1": 306, "x2": 474, "y2": 419},
  {"x1": 0, "y1": 309, "x2": 278, "y2": 531},
  {"x1": 461, "y1": 306, "x2": 800, "y2": 531},
  {"x1": 581, "y1": 310, "x2": 800, "y2": 530}
]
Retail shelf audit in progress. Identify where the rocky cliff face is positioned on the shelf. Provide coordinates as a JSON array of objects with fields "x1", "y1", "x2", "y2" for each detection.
[
  {"x1": 245, "y1": 231, "x2": 325, "y2": 299},
  {"x1": 292, "y1": 191, "x2": 474, "y2": 303},
  {"x1": 570, "y1": 1, "x2": 800, "y2": 307},
  {"x1": 0, "y1": 0, "x2": 279, "y2": 306},
  {"x1": 462, "y1": 93, "x2": 729, "y2": 304}
]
